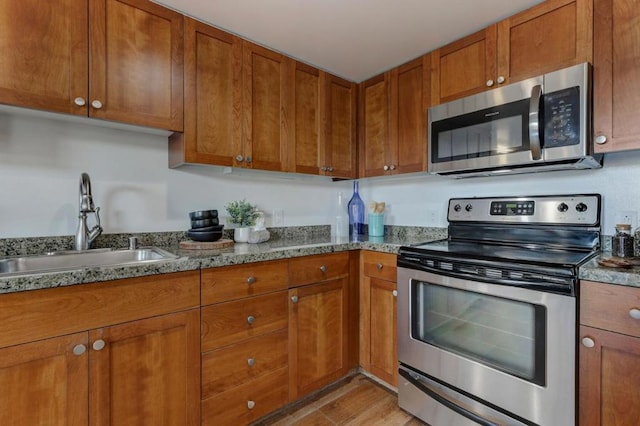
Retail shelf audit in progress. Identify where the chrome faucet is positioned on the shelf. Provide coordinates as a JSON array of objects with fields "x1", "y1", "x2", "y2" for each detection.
[{"x1": 75, "y1": 172, "x2": 103, "y2": 250}]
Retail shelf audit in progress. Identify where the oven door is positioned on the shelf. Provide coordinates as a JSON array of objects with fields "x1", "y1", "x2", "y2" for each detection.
[{"x1": 397, "y1": 266, "x2": 576, "y2": 426}]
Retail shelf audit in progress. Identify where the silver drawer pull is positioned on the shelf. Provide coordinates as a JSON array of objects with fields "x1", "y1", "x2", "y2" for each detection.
[
  {"x1": 291, "y1": 295, "x2": 299, "y2": 304},
  {"x1": 247, "y1": 400, "x2": 255, "y2": 409},
  {"x1": 392, "y1": 290, "x2": 398, "y2": 297},
  {"x1": 92, "y1": 339, "x2": 106, "y2": 351},
  {"x1": 247, "y1": 357, "x2": 256, "y2": 367},
  {"x1": 247, "y1": 315, "x2": 256, "y2": 325},
  {"x1": 582, "y1": 337, "x2": 595, "y2": 348},
  {"x1": 376, "y1": 263, "x2": 383, "y2": 270},
  {"x1": 247, "y1": 276, "x2": 256, "y2": 285},
  {"x1": 629, "y1": 308, "x2": 640, "y2": 320},
  {"x1": 73, "y1": 344, "x2": 87, "y2": 356},
  {"x1": 319, "y1": 265, "x2": 327, "y2": 273}
]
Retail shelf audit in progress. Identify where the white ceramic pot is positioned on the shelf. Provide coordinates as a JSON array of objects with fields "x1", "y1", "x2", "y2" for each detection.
[{"x1": 234, "y1": 227, "x2": 250, "y2": 243}]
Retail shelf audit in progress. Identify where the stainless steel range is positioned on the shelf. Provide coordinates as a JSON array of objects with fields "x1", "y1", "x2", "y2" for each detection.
[{"x1": 397, "y1": 194, "x2": 601, "y2": 426}]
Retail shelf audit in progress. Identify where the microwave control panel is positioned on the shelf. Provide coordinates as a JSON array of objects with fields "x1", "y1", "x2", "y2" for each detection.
[{"x1": 544, "y1": 86, "x2": 580, "y2": 147}]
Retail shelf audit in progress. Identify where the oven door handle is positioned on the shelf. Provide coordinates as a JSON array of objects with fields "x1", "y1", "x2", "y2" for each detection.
[
  {"x1": 529, "y1": 84, "x2": 543, "y2": 161},
  {"x1": 399, "y1": 368, "x2": 499, "y2": 426}
]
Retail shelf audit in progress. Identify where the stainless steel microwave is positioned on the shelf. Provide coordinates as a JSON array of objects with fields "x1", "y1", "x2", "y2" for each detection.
[{"x1": 428, "y1": 62, "x2": 602, "y2": 178}]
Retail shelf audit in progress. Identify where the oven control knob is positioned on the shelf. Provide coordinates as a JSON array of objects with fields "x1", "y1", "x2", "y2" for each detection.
[
  {"x1": 575, "y1": 202, "x2": 588, "y2": 212},
  {"x1": 557, "y1": 203, "x2": 569, "y2": 213},
  {"x1": 465, "y1": 204, "x2": 473, "y2": 212},
  {"x1": 454, "y1": 204, "x2": 462, "y2": 212}
]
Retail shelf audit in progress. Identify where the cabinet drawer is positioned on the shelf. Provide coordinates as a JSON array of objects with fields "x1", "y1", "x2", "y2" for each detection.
[
  {"x1": 0, "y1": 271, "x2": 200, "y2": 349},
  {"x1": 201, "y1": 367, "x2": 288, "y2": 426},
  {"x1": 289, "y1": 252, "x2": 349, "y2": 287},
  {"x1": 362, "y1": 251, "x2": 397, "y2": 281},
  {"x1": 581, "y1": 281, "x2": 640, "y2": 338},
  {"x1": 202, "y1": 260, "x2": 289, "y2": 305},
  {"x1": 202, "y1": 329, "x2": 288, "y2": 398},
  {"x1": 201, "y1": 291, "x2": 287, "y2": 351}
]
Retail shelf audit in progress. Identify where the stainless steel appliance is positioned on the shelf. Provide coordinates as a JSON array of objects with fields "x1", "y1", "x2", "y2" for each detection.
[
  {"x1": 428, "y1": 63, "x2": 602, "y2": 178},
  {"x1": 397, "y1": 194, "x2": 601, "y2": 426}
]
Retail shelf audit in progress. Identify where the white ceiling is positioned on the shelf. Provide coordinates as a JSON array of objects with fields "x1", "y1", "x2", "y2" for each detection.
[{"x1": 155, "y1": 0, "x2": 544, "y2": 82}]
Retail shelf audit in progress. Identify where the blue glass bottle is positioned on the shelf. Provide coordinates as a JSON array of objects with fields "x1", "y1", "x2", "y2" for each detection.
[{"x1": 347, "y1": 181, "x2": 365, "y2": 237}]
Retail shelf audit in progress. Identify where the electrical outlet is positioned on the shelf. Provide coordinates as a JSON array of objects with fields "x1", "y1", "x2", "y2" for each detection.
[
  {"x1": 615, "y1": 210, "x2": 637, "y2": 228},
  {"x1": 273, "y1": 209, "x2": 284, "y2": 227}
]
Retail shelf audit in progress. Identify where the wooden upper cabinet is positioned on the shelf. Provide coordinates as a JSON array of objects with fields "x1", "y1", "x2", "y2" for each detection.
[
  {"x1": 0, "y1": 0, "x2": 184, "y2": 131},
  {"x1": 593, "y1": 0, "x2": 640, "y2": 153},
  {"x1": 289, "y1": 63, "x2": 356, "y2": 178},
  {"x1": 89, "y1": 0, "x2": 184, "y2": 131},
  {"x1": 431, "y1": 27, "x2": 497, "y2": 105},
  {"x1": 360, "y1": 55, "x2": 429, "y2": 177},
  {"x1": 496, "y1": 0, "x2": 593, "y2": 83},
  {"x1": 432, "y1": 0, "x2": 592, "y2": 106},
  {"x1": 243, "y1": 41, "x2": 291, "y2": 172},
  {"x1": 323, "y1": 74, "x2": 357, "y2": 179},
  {"x1": 0, "y1": 0, "x2": 88, "y2": 115},
  {"x1": 169, "y1": 18, "x2": 242, "y2": 167}
]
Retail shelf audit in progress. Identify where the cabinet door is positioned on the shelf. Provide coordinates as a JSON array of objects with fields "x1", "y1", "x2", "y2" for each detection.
[
  {"x1": 359, "y1": 74, "x2": 390, "y2": 177},
  {"x1": 324, "y1": 74, "x2": 357, "y2": 179},
  {"x1": 0, "y1": 0, "x2": 88, "y2": 115},
  {"x1": 497, "y1": 0, "x2": 593, "y2": 84},
  {"x1": 593, "y1": 0, "x2": 640, "y2": 153},
  {"x1": 579, "y1": 325, "x2": 640, "y2": 425},
  {"x1": 171, "y1": 18, "x2": 242, "y2": 167},
  {"x1": 243, "y1": 41, "x2": 291, "y2": 171},
  {"x1": 89, "y1": 0, "x2": 184, "y2": 131},
  {"x1": 369, "y1": 278, "x2": 398, "y2": 386},
  {"x1": 393, "y1": 55, "x2": 429, "y2": 174},
  {"x1": 0, "y1": 333, "x2": 88, "y2": 426},
  {"x1": 290, "y1": 62, "x2": 322, "y2": 175},
  {"x1": 89, "y1": 309, "x2": 200, "y2": 426},
  {"x1": 289, "y1": 277, "x2": 349, "y2": 400},
  {"x1": 431, "y1": 26, "x2": 497, "y2": 105}
]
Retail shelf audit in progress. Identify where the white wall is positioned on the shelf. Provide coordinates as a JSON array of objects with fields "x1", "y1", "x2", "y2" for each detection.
[{"x1": 0, "y1": 108, "x2": 637, "y2": 238}]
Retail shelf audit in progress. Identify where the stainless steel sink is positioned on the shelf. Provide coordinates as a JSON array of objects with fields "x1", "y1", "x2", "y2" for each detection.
[{"x1": 0, "y1": 247, "x2": 179, "y2": 277}]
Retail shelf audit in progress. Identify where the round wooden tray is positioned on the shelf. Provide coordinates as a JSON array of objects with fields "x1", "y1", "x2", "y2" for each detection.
[
  {"x1": 179, "y1": 239, "x2": 234, "y2": 250},
  {"x1": 596, "y1": 256, "x2": 640, "y2": 269}
]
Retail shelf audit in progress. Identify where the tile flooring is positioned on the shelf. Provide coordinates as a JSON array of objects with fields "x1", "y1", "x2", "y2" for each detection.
[{"x1": 254, "y1": 374, "x2": 426, "y2": 426}]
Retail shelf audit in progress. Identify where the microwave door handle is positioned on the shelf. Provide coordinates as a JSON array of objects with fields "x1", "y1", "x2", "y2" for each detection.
[{"x1": 529, "y1": 84, "x2": 543, "y2": 160}]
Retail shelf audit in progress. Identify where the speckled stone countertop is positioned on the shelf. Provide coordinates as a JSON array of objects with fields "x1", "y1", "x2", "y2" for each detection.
[
  {"x1": 0, "y1": 225, "x2": 447, "y2": 295},
  {"x1": 579, "y1": 254, "x2": 640, "y2": 288}
]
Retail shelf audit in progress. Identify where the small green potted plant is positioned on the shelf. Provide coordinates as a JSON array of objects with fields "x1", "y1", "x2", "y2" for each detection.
[{"x1": 225, "y1": 199, "x2": 260, "y2": 242}]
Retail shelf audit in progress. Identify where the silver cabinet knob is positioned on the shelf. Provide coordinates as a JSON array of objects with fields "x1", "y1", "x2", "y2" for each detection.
[
  {"x1": 486, "y1": 79, "x2": 494, "y2": 87},
  {"x1": 74, "y1": 97, "x2": 86, "y2": 107},
  {"x1": 497, "y1": 76, "x2": 505, "y2": 84},
  {"x1": 629, "y1": 308, "x2": 640, "y2": 320},
  {"x1": 92, "y1": 339, "x2": 106, "y2": 351},
  {"x1": 247, "y1": 400, "x2": 255, "y2": 410},
  {"x1": 245, "y1": 156, "x2": 252, "y2": 163},
  {"x1": 321, "y1": 166, "x2": 327, "y2": 171},
  {"x1": 392, "y1": 290, "x2": 398, "y2": 297},
  {"x1": 595, "y1": 135, "x2": 608, "y2": 144},
  {"x1": 319, "y1": 265, "x2": 327, "y2": 273},
  {"x1": 376, "y1": 263, "x2": 383, "y2": 270},
  {"x1": 582, "y1": 337, "x2": 595, "y2": 348},
  {"x1": 73, "y1": 344, "x2": 87, "y2": 356},
  {"x1": 91, "y1": 100, "x2": 103, "y2": 109},
  {"x1": 247, "y1": 357, "x2": 256, "y2": 367},
  {"x1": 390, "y1": 164, "x2": 396, "y2": 170},
  {"x1": 247, "y1": 315, "x2": 256, "y2": 325},
  {"x1": 236, "y1": 154, "x2": 244, "y2": 162},
  {"x1": 383, "y1": 165, "x2": 389, "y2": 171},
  {"x1": 327, "y1": 166, "x2": 334, "y2": 172},
  {"x1": 291, "y1": 295, "x2": 299, "y2": 304},
  {"x1": 247, "y1": 276, "x2": 256, "y2": 285}
]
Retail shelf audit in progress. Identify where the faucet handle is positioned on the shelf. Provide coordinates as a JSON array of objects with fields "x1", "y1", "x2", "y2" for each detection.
[{"x1": 94, "y1": 207, "x2": 101, "y2": 227}]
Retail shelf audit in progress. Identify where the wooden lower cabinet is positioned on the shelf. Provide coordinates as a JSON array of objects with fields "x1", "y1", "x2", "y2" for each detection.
[
  {"x1": 579, "y1": 280, "x2": 640, "y2": 425},
  {"x1": 359, "y1": 251, "x2": 398, "y2": 386},
  {"x1": 289, "y1": 277, "x2": 350, "y2": 400}
]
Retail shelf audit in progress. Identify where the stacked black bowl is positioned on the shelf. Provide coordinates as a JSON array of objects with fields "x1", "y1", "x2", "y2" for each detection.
[{"x1": 187, "y1": 210, "x2": 224, "y2": 242}]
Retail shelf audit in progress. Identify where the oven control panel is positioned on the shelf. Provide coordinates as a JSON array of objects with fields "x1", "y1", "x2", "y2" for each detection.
[{"x1": 448, "y1": 194, "x2": 600, "y2": 225}]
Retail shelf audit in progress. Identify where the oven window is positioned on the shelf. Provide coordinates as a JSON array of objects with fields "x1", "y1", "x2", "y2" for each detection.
[{"x1": 410, "y1": 281, "x2": 546, "y2": 386}]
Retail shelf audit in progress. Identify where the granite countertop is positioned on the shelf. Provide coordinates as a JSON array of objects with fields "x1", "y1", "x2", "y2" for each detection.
[
  {"x1": 0, "y1": 226, "x2": 446, "y2": 295},
  {"x1": 579, "y1": 254, "x2": 640, "y2": 288}
]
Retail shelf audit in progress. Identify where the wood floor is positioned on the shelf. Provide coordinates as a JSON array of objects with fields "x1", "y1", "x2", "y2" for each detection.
[{"x1": 254, "y1": 374, "x2": 426, "y2": 426}]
